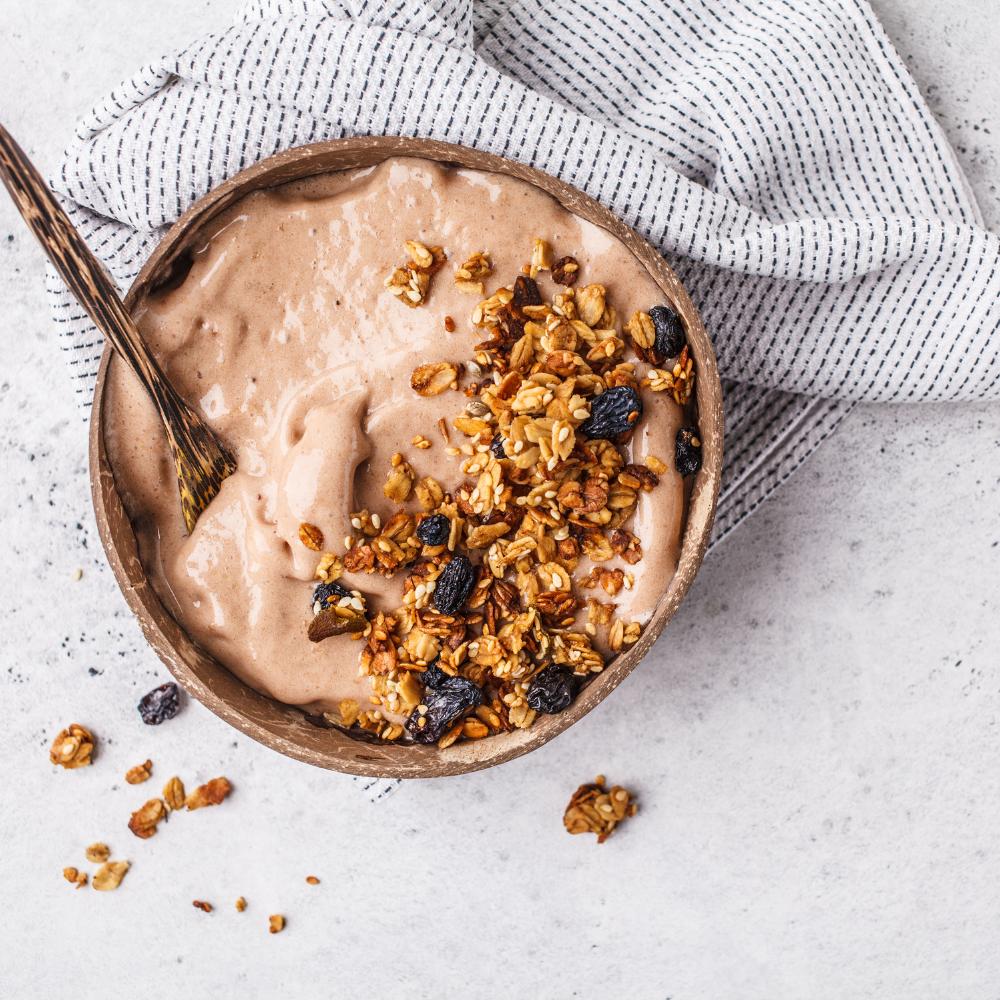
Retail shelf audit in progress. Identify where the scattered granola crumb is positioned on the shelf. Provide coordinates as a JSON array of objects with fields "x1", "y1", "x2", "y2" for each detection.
[
  {"x1": 563, "y1": 776, "x2": 637, "y2": 843},
  {"x1": 49, "y1": 724, "x2": 94, "y2": 769},
  {"x1": 63, "y1": 867, "x2": 87, "y2": 889},
  {"x1": 235, "y1": 897, "x2": 247, "y2": 912},
  {"x1": 185, "y1": 777, "x2": 232, "y2": 810},
  {"x1": 269, "y1": 914, "x2": 285, "y2": 934},
  {"x1": 444, "y1": 315, "x2": 455, "y2": 333},
  {"x1": 412, "y1": 434, "x2": 432, "y2": 449},
  {"x1": 125, "y1": 759, "x2": 152, "y2": 785},
  {"x1": 305, "y1": 876, "x2": 320, "y2": 885},
  {"x1": 163, "y1": 776, "x2": 186, "y2": 811},
  {"x1": 193, "y1": 900, "x2": 212, "y2": 913},
  {"x1": 85, "y1": 843, "x2": 110, "y2": 864},
  {"x1": 71, "y1": 568, "x2": 83, "y2": 581},
  {"x1": 128, "y1": 798, "x2": 166, "y2": 839},
  {"x1": 92, "y1": 860, "x2": 129, "y2": 891}
]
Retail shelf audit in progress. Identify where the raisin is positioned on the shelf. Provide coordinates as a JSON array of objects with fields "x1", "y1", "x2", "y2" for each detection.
[
  {"x1": 490, "y1": 433, "x2": 507, "y2": 459},
  {"x1": 432, "y1": 555, "x2": 476, "y2": 615},
  {"x1": 675, "y1": 427, "x2": 703, "y2": 477},
  {"x1": 405, "y1": 669, "x2": 483, "y2": 743},
  {"x1": 526, "y1": 666, "x2": 575, "y2": 714},
  {"x1": 137, "y1": 683, "x2": 180, "y2": 725},
  {"x1": 552, "y1": 256, "x2": 579, "y2": 286},
  {"x1": 579, "y1": 385, "x2": 643, "y2": 440},
  {"x1": 312, "y1": 580, "x2": 352, "y2": 613},
  {"x1": 512, "y1": 275, "x2": 543, "y2": 309},
  {"x1": 416, "y1": 513, "x2": 450, "y2": 546},
  {"x1": 649, "y1": 304, "x2": 685, "y2": 358}
]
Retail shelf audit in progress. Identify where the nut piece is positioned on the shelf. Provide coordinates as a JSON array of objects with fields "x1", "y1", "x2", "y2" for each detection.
[
  {"x1": 313, "y1": 552, "x2": 343, "y2": 583},
  {"x1": 269, "y1": 914, "x2": 285, "y2": 934},
  {"x1": 125, "y1": 759, "x2": 152, "y2": 785},
  {"x1": 185, "y1": 777, "x2": 232, "y2": 811},
  {"x1": 193, "y1": 900, "x2": 212, "y2": 913},
  {"x1": 85, "y1": 843, "x2": 110, "y2": 864},
  {"x1": 63, "y1": 867, "x2": 87, "y2": 889},
  {"x1": 563, "y1": 777, "x2": 637, "y2": 843},
  {"x1": 92, "y1": 860, "x2": 130, "y2": 891},
  {"x1": 298, "y1": 522, "x2": 324, "y2": 551},
  {"x1": 411, "y1": 362, "x2": 459, "y2": 397},
  {"x1": 128, "y1": 798, "x2": 166, "y2": 839},
  {"x1": 49, "y1": 724, "x2": 93, "y2": 769},
  {"x1": 306, "y1": 876, "x2": 320, "y2": 885},
  {"x1": 235, "y1": 897, "x2": 247, "y2": 912},
  {"x1": 163, "y1": 776, "x2": 186, "y2": 811}
]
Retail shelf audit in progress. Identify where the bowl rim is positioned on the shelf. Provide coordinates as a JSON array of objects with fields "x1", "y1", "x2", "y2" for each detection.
[{"x1": 90, "y1": 136, "x2": 724, "y2": 778}]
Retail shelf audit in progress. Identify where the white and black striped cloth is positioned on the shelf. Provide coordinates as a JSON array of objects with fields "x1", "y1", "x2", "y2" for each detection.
[
  {"x1": 49, "y1": 0, "x2": 999, "y2": 542},
  {"x1": 46, "y1": 0, "x2": 999, "y2": 796}
]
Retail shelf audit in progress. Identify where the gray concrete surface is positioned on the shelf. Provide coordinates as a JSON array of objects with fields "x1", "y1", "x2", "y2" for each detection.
[{"x1": 1, "y1": 2, "x2": 999, "y2": 997}]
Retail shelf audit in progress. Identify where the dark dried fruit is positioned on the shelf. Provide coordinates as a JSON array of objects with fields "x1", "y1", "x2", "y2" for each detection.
[
  {"x1": 432, "y1": 555, "x2": 476, "y2": 615},
  {"x1": 138, "y1": 683, "x2": 180, "y2": 725},
  {"x1": 649, "y1": 305, "x2": 685, "y2": 358},
  {"x1": 579, "y1": 386, "x2": 643, "y2": 440},
  {"x1": 490, "y1": 433, "x2": 507, "y2": 459},
  {"x1": 312, "y1": 579, "x2": 352, "y2": 612},
  {"x1": 512, "y1": 275, "x2": 543, "y2": 309},
  {"x1": 307, "y1": 608, "x2": 368, "y2": 642},
  {"x1": 416, "y1": 513, "x2": 450, "y2": 546},
  {"x1": 552, "y1": 256, "x2": 579, "y2": 286},
  {"x1": 526, "y1": 666, "x2": 575, "y2": 714},
  {"x1": 406, "y1": 668, "x2": 483, "y2": 743},
  {"x1": 675, "y1": 427, "x2": 703, "y2": 477}
]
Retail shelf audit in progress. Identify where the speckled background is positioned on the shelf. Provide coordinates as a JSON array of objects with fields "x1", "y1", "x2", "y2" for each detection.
[{"x1": 2, "y1": 2, "x2": 998, "y2": 997}]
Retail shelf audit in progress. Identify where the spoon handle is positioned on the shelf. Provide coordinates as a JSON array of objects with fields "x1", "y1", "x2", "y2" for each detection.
[
  {"x1": 0, "y1": 122, "x2": 237, "y2": 532},
  {"x1": 0, "y1": 123, "x2": 175, "y2": 404}
]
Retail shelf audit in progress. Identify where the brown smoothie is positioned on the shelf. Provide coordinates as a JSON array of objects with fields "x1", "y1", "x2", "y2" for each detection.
[{"x1": 104, "y1": 157, "x2": 686, "y2": 722}]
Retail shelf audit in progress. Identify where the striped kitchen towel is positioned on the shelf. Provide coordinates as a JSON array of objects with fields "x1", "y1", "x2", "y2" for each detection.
[
  {"x1": 44, "y1": 0, "x2": 1000, "y2": 799},
  {"x1": 48, "y1": 0, "x2": 999, "y2": 543}
]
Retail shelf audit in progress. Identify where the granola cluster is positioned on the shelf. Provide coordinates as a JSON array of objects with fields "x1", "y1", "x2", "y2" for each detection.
[
  {"x1": 563, "y1": 775, "x2": 637, "y2": 843},
  {"x1": 312, "y1": 238, "x2": 699, "y2": 747}
]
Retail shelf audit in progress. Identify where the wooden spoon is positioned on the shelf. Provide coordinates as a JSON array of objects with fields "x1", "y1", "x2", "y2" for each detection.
[{"x1": 0, "y1": 122, "x2": 237, "y2": 533}]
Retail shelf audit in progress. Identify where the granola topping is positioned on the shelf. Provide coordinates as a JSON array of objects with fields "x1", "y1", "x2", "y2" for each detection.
[{"x1": 315, "y1": 240, "x2": 696, "y2": 747}]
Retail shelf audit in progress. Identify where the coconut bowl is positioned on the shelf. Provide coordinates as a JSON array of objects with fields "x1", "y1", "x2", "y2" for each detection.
[{"x1": 90, "y1": 136, "x2": 723, "y2": 778}]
